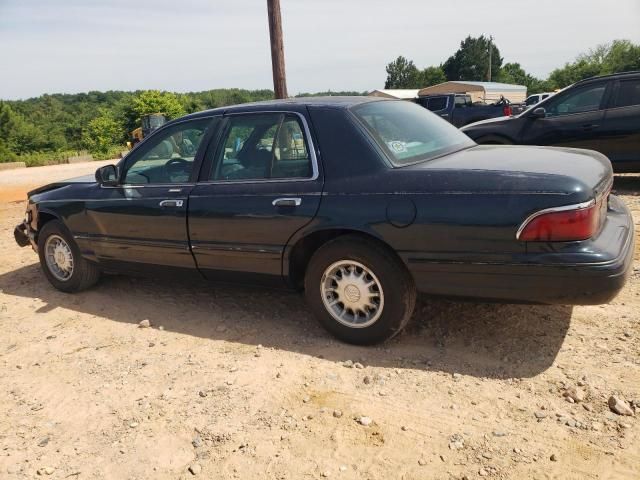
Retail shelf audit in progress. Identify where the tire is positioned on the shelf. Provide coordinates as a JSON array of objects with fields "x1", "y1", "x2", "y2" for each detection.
[
  {"x1": 37, "y1": 220, "x2": 100, "y2": 293},
  {"x1": 304, "y1": 235, "x2": 416, "y2": 345}
]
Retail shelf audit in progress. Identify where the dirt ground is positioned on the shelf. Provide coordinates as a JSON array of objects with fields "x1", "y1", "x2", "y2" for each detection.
[{"x1": 1, "y1": 162, "x2": 639, "y2": 480}]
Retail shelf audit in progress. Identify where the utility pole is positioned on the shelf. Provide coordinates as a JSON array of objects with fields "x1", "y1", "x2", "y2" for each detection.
[
  {"x1": 487, "y1": 35, "x2": 493, "y2": 82},
  {"x1": 267, "y1": 0, "x2": 288, "y2": 99}
]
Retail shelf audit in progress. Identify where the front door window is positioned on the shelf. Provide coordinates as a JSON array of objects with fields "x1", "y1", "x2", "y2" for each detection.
[
  {"x1": 123, "y1": 119, "x2": 211, "y2": 184},
  {"x1": 545, "y1": 84, "x2": 607, "y2": 117}
]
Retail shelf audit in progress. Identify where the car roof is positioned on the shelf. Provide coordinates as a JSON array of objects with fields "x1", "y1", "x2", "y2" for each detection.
[
  {"x1": 180, "y1": 96, "x2": 384, "y2": 121},
  {"x1": 576, "y1": 70, "x2": 640, "y2": 85}
]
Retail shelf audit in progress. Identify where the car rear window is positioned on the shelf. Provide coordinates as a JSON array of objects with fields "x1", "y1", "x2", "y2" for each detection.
[
  {"x1": 352, "y1": 100, "x2": 475, "y2": 167},
  {"x1": 426, "y1": 96, "x2": 447, "y2": 111}
]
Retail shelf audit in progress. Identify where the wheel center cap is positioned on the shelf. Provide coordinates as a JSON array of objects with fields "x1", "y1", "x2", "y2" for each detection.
[
  {"x1": 55, "y1": 251, "x2": 65, "y2": 265},
  {"x1": 343, "y1": 284, "x2": 361, "y2": 303}
]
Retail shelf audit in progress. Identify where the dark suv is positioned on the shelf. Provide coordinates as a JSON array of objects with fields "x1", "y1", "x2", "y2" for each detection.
[{"x1": 461, "y1": 71, "x2": 640, "y2": 172}]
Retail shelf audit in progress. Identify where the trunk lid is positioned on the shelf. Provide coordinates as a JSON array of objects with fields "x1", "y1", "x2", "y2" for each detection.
[{"x1": 408, "y1": 144, "x2": 613, "y2": 201}]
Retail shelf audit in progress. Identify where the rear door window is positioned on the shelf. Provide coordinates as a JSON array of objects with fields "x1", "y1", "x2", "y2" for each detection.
[
  {"x1": 211, "y1": 113, "x2": 312, "y2": 181},
  {"x1": 613, "y1": 79, "x2": 640, "y2": 108}
]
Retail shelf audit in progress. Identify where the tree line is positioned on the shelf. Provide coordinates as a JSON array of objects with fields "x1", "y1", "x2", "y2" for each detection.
[
  {"x1": 0, "y1": 88, "x2": 364, "y2": 165},
  {"x1": 0, "y1": 89, "x2": 271, "y2": 165},
  {"x1": 384, "y1": 37, "x2": 640, "y2": 95},
  {"x1": 1, "y1": 36, "x2": 638, "y2": 166}
]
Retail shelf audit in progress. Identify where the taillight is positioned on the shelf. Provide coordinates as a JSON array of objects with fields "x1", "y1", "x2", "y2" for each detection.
[
  {"x1": 503, "y1": 105, "x2": 512, "y2": 116},
  {"x1": 517, "y1": 201, "x2": 602, "y2": 242}
]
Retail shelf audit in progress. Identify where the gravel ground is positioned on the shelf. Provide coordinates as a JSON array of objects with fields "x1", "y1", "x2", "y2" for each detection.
[{"x1": 0, "y1": 164, "x2": 639, "y2": 479}]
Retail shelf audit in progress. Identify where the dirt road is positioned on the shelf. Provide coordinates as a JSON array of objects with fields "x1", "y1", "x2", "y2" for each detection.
[{"x1": 1, "y1": 165, "x2": 639, "y2": 479}]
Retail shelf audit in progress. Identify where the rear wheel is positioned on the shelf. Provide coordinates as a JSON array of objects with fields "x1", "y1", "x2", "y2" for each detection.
[
  {"x1": 304, "y1": 236, "x2": 416, "y2": 345},
  {"x1": 37, "y1": 220, "x2": 100, "y2": 293}
]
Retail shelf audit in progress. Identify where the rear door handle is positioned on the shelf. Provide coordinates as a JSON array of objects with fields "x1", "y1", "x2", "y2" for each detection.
[
  {"x1": 582, "y1": 124, "x2": 599, "y2": 130},
  {"x1": 159, "y1": 199, "x2": 184, "y2": 208},
  {"x1": 272, "y1": 197, "x2": 302, "y2": 207}
]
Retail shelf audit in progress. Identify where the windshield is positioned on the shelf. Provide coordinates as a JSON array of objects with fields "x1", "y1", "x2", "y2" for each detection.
[{"x1": 352, "y1": 100, "x2": 475, "y2": 167}]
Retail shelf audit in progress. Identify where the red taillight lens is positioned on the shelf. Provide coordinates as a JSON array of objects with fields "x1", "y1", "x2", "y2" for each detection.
[
  {"x1": 503, "y1": 105, "x2": 512, "y2": 116},
  {"x1": 517, "y1": 203, "x2": 600, "y2": 242}
]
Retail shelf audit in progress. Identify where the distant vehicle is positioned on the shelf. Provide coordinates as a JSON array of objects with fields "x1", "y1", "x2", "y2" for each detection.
[
  {"x1": 415, "y1": 93, "x2": 518, "y2": 127},
  {"x1": 461, "y1": 71, "x2": 640, "y2": 172},
  {"x1": 129, "y1": 113, "x2": 167, "y2": 148},
  {"x1": 525, "y1": 92, "x2": 555, "y2": 107},
  {"x1": 14, "y1": 97, "x2": 634, "y2": 345}
]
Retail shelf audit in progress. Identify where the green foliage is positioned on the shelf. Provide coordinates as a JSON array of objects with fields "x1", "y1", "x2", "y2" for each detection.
[
  {"x1": 384, "y1": 38, "x2": 639, "y2": 97},
  {"x1": 548, "y1": 40, "x2": 640, "y2": 89},
  {"x1": 420, "y1": 66, "x2": 446, "y2": 87},
  {"x1": 83, "y1": 110, "x2": 123, "y2": 154},
  {"x1": 0, "y1": 88, "x2": 275, "y2": 164},
  {"x1": 442, "y1": 35, "x2": 503, "y2": 82},
  {"x1": 384, "y1": 56, "x2": 422, "y2": 89},
  {"x1": 498, "y1": 62, "x2": 550, "y2": 95},
  {"x1": 131, "y1": 90, "x2": 185, "y2": 122},
  {"x1": 0, "y1": 139, "x2": 17, "y2": 162}
]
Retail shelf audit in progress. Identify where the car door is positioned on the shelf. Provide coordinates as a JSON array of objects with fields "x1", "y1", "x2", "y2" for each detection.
[
  {"x1": 598, "y1": 77, "x2": 640, "y2": 171},
  {"x1": 519, "y1": 81, "x2": 612, "y2": 150},
  {"x1": 188, "y1": 110, "x2": 323, "y2": 285},
  {"x1": 83, "y1": 117, "x2": 216, "y2": 272}
]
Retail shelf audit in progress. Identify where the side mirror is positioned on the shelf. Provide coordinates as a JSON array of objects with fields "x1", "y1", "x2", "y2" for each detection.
[
  {"x1": 530, "y1": 107, "x2": 546, "y2": 118},
  {"x1": 95, "y1": 164, "x2": 118, "y2": 186}
]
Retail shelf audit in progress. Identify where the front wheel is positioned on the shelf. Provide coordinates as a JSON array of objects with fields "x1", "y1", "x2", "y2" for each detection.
[
  {"x1": 304, "y1": 236, "x2": 416, "y2": 345},
  {"x1": 37, "y1": 220, "x2": 100, "y2": 293}
]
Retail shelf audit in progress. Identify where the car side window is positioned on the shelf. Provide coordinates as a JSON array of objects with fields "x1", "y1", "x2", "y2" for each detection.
[
  {"x1": 212, "y1": 113, "x2": 312, "y2": 181},
  {"x1": 544, "y1": 84, "x2": 606, "y2": 117},
  {"x1": 613, "y1": 79, "x2": 640, "y2": 108},
  {"x1": 123, "y1": 119, "x2": 210, "y2": 184}
]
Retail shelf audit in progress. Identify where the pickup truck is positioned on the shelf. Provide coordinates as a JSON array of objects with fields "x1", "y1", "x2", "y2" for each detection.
[{"x1": 415, "y1": 93, "x2": 518, "y2": 128}]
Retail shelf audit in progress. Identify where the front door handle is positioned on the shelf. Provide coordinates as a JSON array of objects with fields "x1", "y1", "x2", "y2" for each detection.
[
  {"x1": 159, "y1": 199, "x2": 184, "y2": 208},
  {"x1": 582, "y1": 124, "x2": 599, "y2": 131},
  {"x1": 272, "y1": 197, "x2": 302, "y2": 207}
]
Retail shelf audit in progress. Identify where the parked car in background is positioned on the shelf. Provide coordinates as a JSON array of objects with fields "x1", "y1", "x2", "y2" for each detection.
[
  {"x1": 462, "y1": 71, "x2": 640, "y2": 172},
  {"x1": 14, "y1": 97, "x2": 634, "y2": 345},
  {"x1": 525, "y1": 92, "x2": 555, "y2": 107},
  {"x1": 415, "y1": 93, "x2": 517, "y2": 127}
]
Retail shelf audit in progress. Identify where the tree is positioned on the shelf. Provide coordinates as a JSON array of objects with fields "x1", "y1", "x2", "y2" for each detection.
[
  {"x1": 0, "y1": 101, "x2": 47, "y2": 156},
  {"x1": 547, "y1": 40, "x2": 640, "y2": 89},
  {"x1": 420, "y1": 66, "x2": 446, "y2": 87},
  {"x1": 83, "y1": 110, "x2": 124, "y2": 154},
  {"x1": 442, "y1": 35, "x2": 503, "y2": 81},
  {"x1": 131, "y1": 90, "x2": 185, "y2": 122},
  {"x1": 498, "y1": 62, "x2": 549, "y2": 94},
  {"x1": 384, "y1": 56, "x2": 421, "y2": 89},
  {"x1": 603, "y1": 39, "x2": 640, "y2": 73}
]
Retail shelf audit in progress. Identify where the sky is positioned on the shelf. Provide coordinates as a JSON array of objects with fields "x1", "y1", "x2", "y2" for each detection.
[{"x1": 1, "y1": 0, "x2": 639, "y2": 100}]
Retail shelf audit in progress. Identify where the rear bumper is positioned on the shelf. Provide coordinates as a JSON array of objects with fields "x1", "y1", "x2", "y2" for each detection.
[{"x1": 407, "y1": 195, "x2": 635, "y2": 305}]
